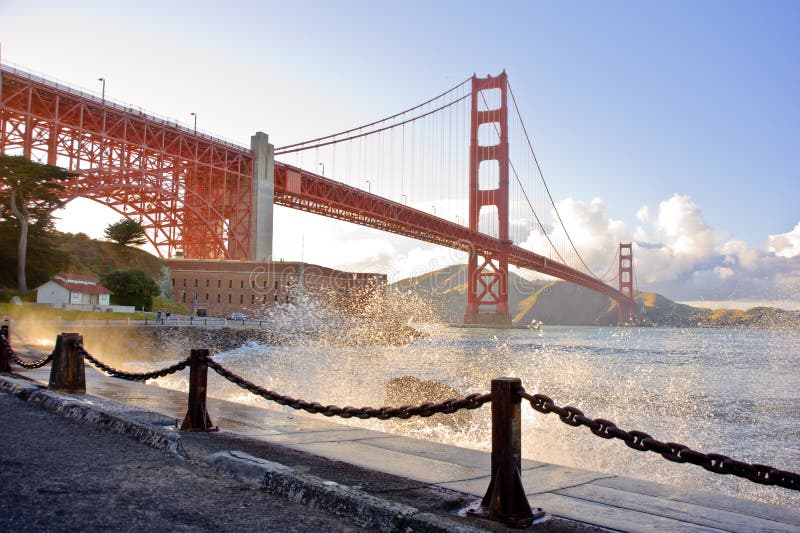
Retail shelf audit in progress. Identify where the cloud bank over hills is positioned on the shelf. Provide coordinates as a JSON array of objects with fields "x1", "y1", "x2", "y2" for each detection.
[{"x1": 513, "y1": 193, "x2": 799, "y2": 308}]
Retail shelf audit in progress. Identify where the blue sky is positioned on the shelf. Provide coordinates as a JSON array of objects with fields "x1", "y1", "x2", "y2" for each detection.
[{"x1": 1, "y1": 1, "x2": 798, "y2": 306}]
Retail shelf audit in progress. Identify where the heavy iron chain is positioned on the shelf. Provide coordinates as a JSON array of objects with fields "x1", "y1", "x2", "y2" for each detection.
[
  {"x1": 12, "y1": 350, "x2": 56, "y2": 369},
  {"x1": 204, "y1": 356, "x2": 491, "y2": 420},
  {"x1": 0, "y1": 333, "x2": 55, "y2": 369},
  {"x1": 519, "y1": 389, "x2": 800, "y2": 492},
  {"x1": 74, "y1": 342, "x2": 191, "y2": 381}
]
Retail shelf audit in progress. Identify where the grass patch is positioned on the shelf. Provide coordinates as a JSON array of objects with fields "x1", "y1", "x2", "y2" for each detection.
[
  {"x1": 151, "y1": 296, "x2": 190, "y2": 315},
  {"x1": 0, "y1": 303, "x2": 153, "y2": 321}
]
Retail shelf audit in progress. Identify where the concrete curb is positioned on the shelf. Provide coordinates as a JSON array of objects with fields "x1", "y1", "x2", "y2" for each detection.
[
  {"x1": 205, "y1": 450, "x2": 489, "y2": 532},
  {"x1": 0, "y1": 374, "x2": 186, "y2": 459}
]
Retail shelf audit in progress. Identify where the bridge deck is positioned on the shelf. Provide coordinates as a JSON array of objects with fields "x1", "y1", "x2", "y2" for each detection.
[
  {"x1": 14, "y1": 365, "x2": 799, "y2": 532},
  {"x1": 275, "y1": 163, "x2": 629, "y2": 302}
]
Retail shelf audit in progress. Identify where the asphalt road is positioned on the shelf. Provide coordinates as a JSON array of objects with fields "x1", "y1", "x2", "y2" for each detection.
[{"x1": 0, "y1": 392, "x2": 363, "y2": 532}]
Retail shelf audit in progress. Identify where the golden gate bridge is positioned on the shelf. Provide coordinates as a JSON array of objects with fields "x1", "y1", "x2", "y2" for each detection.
[{"x1": 0, "y1": 63, "x2": 635, "y2": 325}]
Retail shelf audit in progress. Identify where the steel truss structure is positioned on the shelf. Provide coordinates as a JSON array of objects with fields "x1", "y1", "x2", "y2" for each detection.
[{"x1": 0, "y1": 65, "x2": 252, "y2": 259}]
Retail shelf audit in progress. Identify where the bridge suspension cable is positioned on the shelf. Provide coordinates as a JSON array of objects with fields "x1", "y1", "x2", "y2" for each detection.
[
  {"x1": 275, "y1": 76, "x2": 473, "y2": 226},
  {"x1": 599, "y1": 246, "x2": 620, "y2": 283},
  {"x1": 475, "y1": 89, "x2": 569, "y2": 266},
  {"x1": 272, "y1": 71, "x2": 625, "y2": 295},
  {"x1": 275, "y1": 77, "x2": 472, "y2": 155},
  {"x1": 507, "y1": 82, "x2": 604, "y2": 281}
]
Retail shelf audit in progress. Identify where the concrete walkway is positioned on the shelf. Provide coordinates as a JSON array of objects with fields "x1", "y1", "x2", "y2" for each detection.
[
  {"x1": 6, "y1": 366, "x2": 800, "y2": 532},
  {"x1": 0, "y1": 392, "x2": 362, "y2": 532}
]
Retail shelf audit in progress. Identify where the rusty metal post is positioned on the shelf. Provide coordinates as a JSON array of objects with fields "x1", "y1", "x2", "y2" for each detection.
[
  {"x1": 0, "y1": 320, "x2": 11, "y2": 372},
  {"x1": 180, "y1": 349, "x2": 216, "y2": 431},
  {"x1": 48, "y1": 333, "x2": 86, "y2": 393},
  {"x1": 468, "y1": 377, "x2": 544, "y2": 527}
]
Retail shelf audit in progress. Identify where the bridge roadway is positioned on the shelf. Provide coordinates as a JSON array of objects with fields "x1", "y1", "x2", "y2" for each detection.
[{"x1": 274, "y1": 163, "x2": 627, "y2": 302}]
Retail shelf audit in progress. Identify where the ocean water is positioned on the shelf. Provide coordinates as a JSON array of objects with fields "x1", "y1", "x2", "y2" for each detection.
[{"x1": 151, "y1": 325, "x2": 800, "y2": 508}]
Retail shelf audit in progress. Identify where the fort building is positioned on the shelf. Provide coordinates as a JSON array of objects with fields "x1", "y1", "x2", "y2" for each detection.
[{"x1": 164, "y1": 259, "x2": 385, "y2": 317}]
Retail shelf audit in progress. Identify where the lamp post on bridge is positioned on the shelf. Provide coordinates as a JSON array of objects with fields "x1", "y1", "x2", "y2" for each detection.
[
  {"x1": 319, "y1": 162, "x2": 325, "y2": 176},
  {"x1": 190, "y1": 112, "x2": 197, "y2": 134},
  {"x1": 365, "y1": 180, "x2": 370, "y2": 193},
  {"x1": 98, "y1": 77, "x2": 105, "y2": 103},
  {"x1": 402, "y1": 194, "x2": 407, "y2": 204}
]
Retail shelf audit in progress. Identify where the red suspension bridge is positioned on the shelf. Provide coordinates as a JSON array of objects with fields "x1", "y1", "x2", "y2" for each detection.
[{"x1": 0, "y1": 63, "x2": 635, "y2": 324}]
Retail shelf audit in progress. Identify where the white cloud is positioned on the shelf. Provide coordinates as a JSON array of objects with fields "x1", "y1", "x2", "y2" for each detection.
[
  {"x1": 719, "y1": 240, "x2": 759, "y2": 270},
  {"x1": 768, "y1": 221, "x2": 800, "y2": 258},
  {"x1": 634, "y1": 194, "x2": 715, "y2": 284},
  {"x1": 713, "y1": 266, "x2": 734, "y2": 280},
  {"x1": 519, "y1": 197, "x2": 628, "y2": 277}
]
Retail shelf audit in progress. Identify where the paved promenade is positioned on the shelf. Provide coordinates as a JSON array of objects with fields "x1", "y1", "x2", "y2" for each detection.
[
  {"x1": 0, "y1": 392, "x2": 362, "y2": 532},
  {"x1": 2, "y1": 364, "x2": 799, "y2": 532}
]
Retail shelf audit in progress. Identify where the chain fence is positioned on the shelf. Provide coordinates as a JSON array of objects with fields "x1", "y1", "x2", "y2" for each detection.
[
  {"x1": 0, "y1": 333, "x2": 56, "y2": 369},
  {"x1": 205, "y1": 355, "x2": 490, "y2": 419},
  {"x1": 74, "y1": 342, "x2": 190, "y2": 381},
  {"x1": 520, "y1": 389, "x2": 799, "y2": 491},
  {"x1": 2, "y1": 328, "x2": 798, "y2": 493}
]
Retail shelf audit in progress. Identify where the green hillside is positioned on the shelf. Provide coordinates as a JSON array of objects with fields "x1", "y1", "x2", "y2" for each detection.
[
  {"x1": 54, "y1": 233, "x2": 164, "y2": 279},
  {"x1": 0, "y1": 229, "x2": 164, "y2": 296},
  {"x1": 512, "y1": 281, "x2": 619, "y2": 326}
]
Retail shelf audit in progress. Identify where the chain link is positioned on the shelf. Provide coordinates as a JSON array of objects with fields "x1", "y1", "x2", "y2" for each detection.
[
  {"x1": 204, "y1": 356, "x2": 490, "y2": 420},
  {"x1": 74, "y1": 342, "x2": 190, "y2": 381},
  {"x1": 520, "y1": 390, "x2": 799, "y2": 491},
  {"x1": 0, "y1": 333, "x2": 55, "y2": 369}
]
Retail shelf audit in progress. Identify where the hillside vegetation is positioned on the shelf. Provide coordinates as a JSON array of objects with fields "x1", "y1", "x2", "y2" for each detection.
[{"x1": 0, "y1": 228, "x2": 164, "y2": 298}]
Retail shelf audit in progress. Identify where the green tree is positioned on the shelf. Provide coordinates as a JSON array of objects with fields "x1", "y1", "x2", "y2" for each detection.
[
  {"x1": 0, "y1": 222, "x2": 71, "y2": 292},
  {"x1": 0, "y1": 154, "x2": 74, "y2": 295},
  {"x1": 104, "y1": 218, "x2": 147, "y2": 246},
  {"x1": 102, "y1": 269, "x2": 159, "y2": 311}
]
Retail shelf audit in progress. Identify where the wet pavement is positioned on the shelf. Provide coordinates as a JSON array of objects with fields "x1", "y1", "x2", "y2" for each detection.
[{"x1": 0, "y1": 392, "x2": 362, "y2": 532}]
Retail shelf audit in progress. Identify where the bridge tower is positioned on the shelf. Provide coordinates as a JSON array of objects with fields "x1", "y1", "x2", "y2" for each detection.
[
  {"x1": 618, "y1": 242, "x2": 634, "y2": 324},
  {"x1": 463, "y1": 73, "x2": 512, "y2": 326}
]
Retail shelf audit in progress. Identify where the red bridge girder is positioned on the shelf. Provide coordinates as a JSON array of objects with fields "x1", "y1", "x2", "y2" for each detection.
[{"x1": 0, "y1": 65, "x2": 253, "y2": 259}]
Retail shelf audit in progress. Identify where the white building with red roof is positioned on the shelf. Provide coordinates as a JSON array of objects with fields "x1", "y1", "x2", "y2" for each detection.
[{"x1": 35, "y1": 272, "x2": 112, "y2": 310}]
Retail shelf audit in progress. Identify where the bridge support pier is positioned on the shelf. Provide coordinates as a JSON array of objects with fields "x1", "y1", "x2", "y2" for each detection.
[
  {"x1": 250, "y1": 131, "x2": 274, "y2": 262},
  {"x1": 617, "y1": 243, "x2": 635, "y2": 324},
  {"x1": 464, "y1": 244, "x2": 512, "y2": 327},
  {"x1": 463, "y1": 73, "x2": 512, "y2": 327}
]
